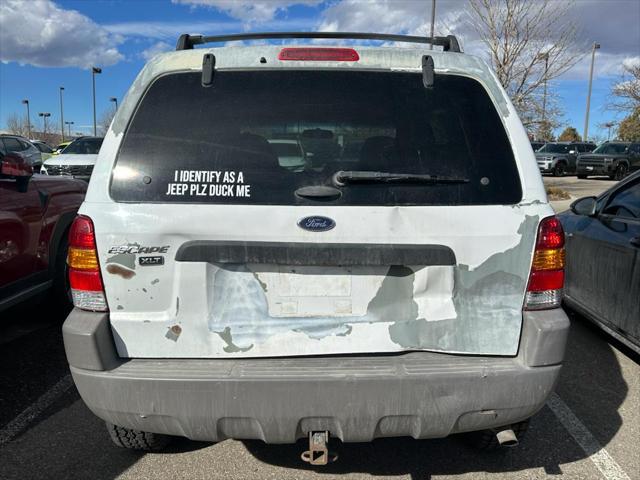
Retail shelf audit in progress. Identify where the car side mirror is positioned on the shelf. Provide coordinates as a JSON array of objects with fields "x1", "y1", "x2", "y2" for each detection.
[
  {"x1": 1, "y1": 153, "x2": 33, "y2": 193},
  {"x1": 570, "y1": 196, "x2": 597, "y2": 216}
]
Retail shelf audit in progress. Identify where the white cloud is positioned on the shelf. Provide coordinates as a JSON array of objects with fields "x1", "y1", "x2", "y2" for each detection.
[
  {"x1": 0, "y1": 0, "x2": 123, "y2": 68},
  {"x1": 317, "y1": 0, "x2": 639, "y2": 81},
  {"x1": 172, "y1": 0, "x2": 322, "y2": 23},
  {"x1": 560, "y1": 52, "x2": 636, "y2": 81},
  {"x1": 104, "y1": 20, "x2": 242, "y2": 40},
  {"x1": 140, "y1": 41, "x2": 173, "y2": 61},
  {"x1": 103, "y1": 18, "x2": 316, "y2": 40},
  {"x1": 622, "y1": 56, "x2": 640, "y2": 69}
]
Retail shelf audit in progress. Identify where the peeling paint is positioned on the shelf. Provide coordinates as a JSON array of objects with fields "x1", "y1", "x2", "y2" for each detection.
[
  {"x1": 165, "y1": 324, "x2": 182, "y2": 342},
  {"x1": 201, "y1": 215, "x2": 538, "y2": 355},
  {"x1": 215, "y1": 326, "x2": 253, "y2": 353},
  {"x1": 106, "y1": 252, "x2": 136, "y2": 270},
  {"x1": 106, "y1": 250, "x2": 136, "y2": 279},
  {"x1": 252, "y1": 272, "x2": 268, "y2": 292},
  {"x1": 106, "y1": 264, "x2": 136, "y2": 279},
  {"x1": 389, "y1": 215, "x2": 538, "y2": 352}
]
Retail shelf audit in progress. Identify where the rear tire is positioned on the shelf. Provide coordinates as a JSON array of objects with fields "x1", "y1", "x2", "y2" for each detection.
[
  {"x1": 553, "y1": 163, "x2": 566, "y2": 177},
  {"x1": 463, "y1": 419, "x2": 530, "y2": 451},
  {"x1": 50, "y1": 232, "x2": 72, "y2": 312},
  {"x1": 106, "y1": 422, "x2": 171, "y2": 451},
  {"x1": 611, "y1": 163, "x2": 627, "y2": 181}
]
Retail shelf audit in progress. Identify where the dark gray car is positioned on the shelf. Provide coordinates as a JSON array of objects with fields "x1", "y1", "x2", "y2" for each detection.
[
  {"x1": 559, "y1": 171, "x2": 640, "y2": 354},
  {"x1": 576, "y1": 141, "x2": 640, "y2": 180},
  {"x1": 535, "y1": 141, "x2": 596, "y2": 176},
  {"x1": 0, "y1": 135, "x2": 42, "y2": 170}
]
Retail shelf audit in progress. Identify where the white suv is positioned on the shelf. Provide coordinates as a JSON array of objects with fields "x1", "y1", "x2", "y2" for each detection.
[{"x1": 62, "y1": 32, "x2": 569, "y2": 458}]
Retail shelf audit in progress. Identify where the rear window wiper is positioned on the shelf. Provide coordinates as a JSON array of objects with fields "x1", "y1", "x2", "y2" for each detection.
[{"x1": 333, "y1": 171, "x2": 469, "y2": 186}]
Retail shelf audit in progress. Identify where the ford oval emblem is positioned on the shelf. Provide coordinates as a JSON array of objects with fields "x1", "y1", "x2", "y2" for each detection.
[{"x1": 298, "y1": 216, "x2": 336, "y2": 232}]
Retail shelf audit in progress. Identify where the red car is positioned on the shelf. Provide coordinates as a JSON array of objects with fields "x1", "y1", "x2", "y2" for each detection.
[{"x1": 0, "y1": 147, "x2": 86, "y2": 311}]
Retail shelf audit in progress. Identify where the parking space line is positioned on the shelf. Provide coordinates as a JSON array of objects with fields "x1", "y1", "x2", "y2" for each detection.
[
  {"x1": 547, "y1": 392, "x2": 630, "y2": 480},
  {"x1": 0, "y1": 374, "x2": 73, "y2": 446}
]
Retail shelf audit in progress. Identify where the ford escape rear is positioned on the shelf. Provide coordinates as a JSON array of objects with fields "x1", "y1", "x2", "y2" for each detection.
[{"x1": 62, "y1": 32, "x2": 569, "y2": 456}]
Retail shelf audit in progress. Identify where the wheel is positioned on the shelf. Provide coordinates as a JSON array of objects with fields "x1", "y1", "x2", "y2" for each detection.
[
  {"x1": 552, "y1": 163, "x2": 566, "y2": 177},
  {"x1": 463, "y1": 419, "x2": 530, "y2": 451},
  {"x1": 106, "y1": 422, "x2": 171, "y2": 451},
  {"x1": 577, "y1": 175, "x2": 587, "y2": 179},
  {"x1": 50, "y1": 232, "x2": 72, "y2": 311},
  {"x1": 612, "y1": 163, "x2": 627, "y2": 181}
]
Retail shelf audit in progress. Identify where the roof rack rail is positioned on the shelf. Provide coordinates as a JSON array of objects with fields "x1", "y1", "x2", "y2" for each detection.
[{"x1": 175, "y1": 32, "x2": 462, "y2": 53}]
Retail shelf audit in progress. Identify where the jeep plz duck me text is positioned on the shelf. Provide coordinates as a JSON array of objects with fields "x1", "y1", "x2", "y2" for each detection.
[{"x1": 62, "y1": 32, "x2": 569, "y2": 461}]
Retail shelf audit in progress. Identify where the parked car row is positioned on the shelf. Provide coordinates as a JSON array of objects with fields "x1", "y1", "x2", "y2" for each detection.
[
  {"x1": 0, "y1": 134, "x2": 104, "y2": 183},
  {"x1": 532, "y1": 140, "x2": 640, "y2": 179}
]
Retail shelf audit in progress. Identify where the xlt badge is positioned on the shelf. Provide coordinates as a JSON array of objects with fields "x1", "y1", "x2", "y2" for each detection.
[{"x1": 139, "y1": 256, "x2": 164, "y2": 266}]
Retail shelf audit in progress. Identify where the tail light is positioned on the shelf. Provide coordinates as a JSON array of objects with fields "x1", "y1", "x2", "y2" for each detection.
[
  {"x1": 524, "y1": 216, "x2": 565, "y2": 310},
  {"x1": 68, "y1": 215, "x2": 108, "y2": 312},
  {"x1": 278, "y1": 47, "x2": 360, "y2": 61}
]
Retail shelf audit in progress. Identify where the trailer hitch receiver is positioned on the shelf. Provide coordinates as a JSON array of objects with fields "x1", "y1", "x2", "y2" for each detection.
[{"x1": 300, "y1": 431, "x2": 337, "y2": 465}]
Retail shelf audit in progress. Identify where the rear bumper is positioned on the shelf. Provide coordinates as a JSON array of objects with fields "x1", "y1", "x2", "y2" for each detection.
[{"x1": 63, "y1": 309, "x2": 569, "y2": 443}]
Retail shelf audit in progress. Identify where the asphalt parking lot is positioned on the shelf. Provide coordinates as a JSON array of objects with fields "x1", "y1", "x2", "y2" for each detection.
[
  {"x1": 1, "y1": 176, "x2": 637, "y2": 480},
  {"x1": 544, "y1": 175, "x2": 618, "y2": 213}
]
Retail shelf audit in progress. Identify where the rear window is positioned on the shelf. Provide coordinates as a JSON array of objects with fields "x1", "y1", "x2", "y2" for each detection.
[
  {"x1": 593, "y1": 143, "x2": 629, "y2": 155},
  {"x1": 2, "y1": 137, "x2": 25, "y2": 152},
  {"x1": 111, "y1": 71, "x2": 521, "y2": 205},
  {"x1": 35, "y1": 142, "x2": 53, "y2": 153},
  {"x1": 64, "y1": 138, "x2": 103, "y2": 155}
]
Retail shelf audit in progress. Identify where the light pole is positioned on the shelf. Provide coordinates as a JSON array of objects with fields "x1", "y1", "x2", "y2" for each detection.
[
  {"x1": 583, "y1": 42, "x2": 600, "y2": 142},
  {"x1": 65, "y1": 121, "x2": 74, "y2": 138},
  {"x1": 22, "y1": 99, "x2": 31, "y2": 138},
  {"x1": 537, "y1": 52, "x2": 549, "y2": 140},
  {"x1": 429, "y1": 0, "x2": 437, "y2": 50},
  {"x1": 59, "y1": 86, "x2": 65, "y2": 142},
  {"x1": 604, "y1": 121, "x2": 615, "y2": 141},
  {"x1": 39, "y1": 112, "x2": 51, "y2": 137},
  {"x1": 92, "y1": 66, "x2": 102, "y2": 136},
  {"x1": 110, "y1": 96, "x2": 118, "y2": 111}
]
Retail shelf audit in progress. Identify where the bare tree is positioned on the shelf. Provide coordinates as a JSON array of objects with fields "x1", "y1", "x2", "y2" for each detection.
[
  {"x1": 608, "y1": 60, "x2": 640, "y2": 113},
  {"x1": 468, "y1": 0, "x2": 583, "y2": 134},
  {"x1": 5, "y1": 113, "x2": 30, "y2": 137},
  {"x1": 98, "y1": 108, "x2": 116, "y2": 136}
]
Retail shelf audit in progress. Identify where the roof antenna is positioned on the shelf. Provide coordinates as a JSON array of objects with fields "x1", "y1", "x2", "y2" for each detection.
[
  {"x1": 202, "y1": 53, "x2": 215, "y2": 87},
  {"x1": 422, "y1": 55, "x2": 434, "y2": 88}
]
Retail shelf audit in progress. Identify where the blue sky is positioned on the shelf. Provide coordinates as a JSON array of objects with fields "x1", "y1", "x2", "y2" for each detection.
[{"x1": 1, "y1": 0, "x2": 639, "y2": 141}]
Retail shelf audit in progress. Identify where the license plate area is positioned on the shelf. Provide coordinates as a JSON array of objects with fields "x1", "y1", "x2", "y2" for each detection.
[{"x1": 256, "y1": 265, "x2": 386, "y2": 317}]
